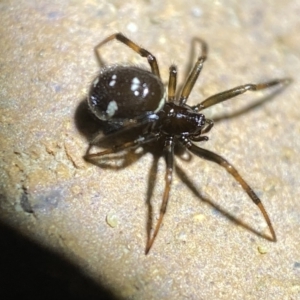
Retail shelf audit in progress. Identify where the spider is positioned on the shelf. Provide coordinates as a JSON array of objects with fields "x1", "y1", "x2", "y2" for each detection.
[{"x1": 84, "y1": 33, "x2": 290, "y2": 254}]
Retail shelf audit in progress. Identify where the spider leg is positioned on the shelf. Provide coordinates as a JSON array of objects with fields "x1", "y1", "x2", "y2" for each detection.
[
  {"x1": 193, "y1": 78, "x2": 291, "y2": 111},
  {"x1": 168, "y1": 65, "x2": 177, "y2": 102},
  {"x1": 95, "y1": 33, "x2": 161, "y2": 78},
  {"x1": 185, "y1": 142, "x2": 276, "y2": 241},
  {"x1": 189, "y1": 119, "x2": 214, "y2": 142},
  {"x1": 89, "y1": 113, "x2": 159, "y2": 146},
  {"x1": 145, "y1": 137, "x2": 175, "y2": 254},
  {"x1": 201, "y1": 119, "x2": 214, "y2": 134},
  {"x1": 84, "y1": 133, "x2": 158, "y2": 161},
  {"x1": 179, "y1": 38, "x2": 208, "y2": 106},
  {"x1": 145, "y1": 156, "x2": 159, "y2": 253}
]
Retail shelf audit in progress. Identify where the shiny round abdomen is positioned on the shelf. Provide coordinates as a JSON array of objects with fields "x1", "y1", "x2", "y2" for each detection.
[{"x1": 88, "y1": 66, "x2": 165, "y2": 121}]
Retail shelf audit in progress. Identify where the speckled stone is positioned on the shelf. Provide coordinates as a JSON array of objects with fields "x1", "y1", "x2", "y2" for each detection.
[{"x1": 1, "y1": 1, "x2": 300, "y2": 299}]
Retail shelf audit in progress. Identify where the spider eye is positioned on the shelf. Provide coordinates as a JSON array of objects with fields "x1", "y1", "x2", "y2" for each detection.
[{"x1": 199, "y1": 114, "x2": 206, "y2": 126}]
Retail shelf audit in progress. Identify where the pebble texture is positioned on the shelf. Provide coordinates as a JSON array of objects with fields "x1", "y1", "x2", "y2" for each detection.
[{"x1": 0, "y1": 1, "x2": 300, "y2": 299}]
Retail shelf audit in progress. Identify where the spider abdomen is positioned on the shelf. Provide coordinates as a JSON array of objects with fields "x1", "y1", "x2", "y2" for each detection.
[{"x1": 88, "y1": 65, "x2": 165, "y2": 121}]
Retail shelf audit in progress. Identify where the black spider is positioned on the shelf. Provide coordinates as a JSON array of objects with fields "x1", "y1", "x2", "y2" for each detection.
[{"x1": 84, "y1": 33, "x2": 290, "y2": 254}]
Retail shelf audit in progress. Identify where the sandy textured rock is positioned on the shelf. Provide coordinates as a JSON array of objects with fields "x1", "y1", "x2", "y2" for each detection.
[{"x1": 1, "y1": 1, "x2": 299, "y2": 299}]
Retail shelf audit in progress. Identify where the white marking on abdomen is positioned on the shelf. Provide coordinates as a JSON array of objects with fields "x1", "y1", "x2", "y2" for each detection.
[
  {"x1": 131, "y1": 77, "x2": 140, "y2": 91},
  {"x1": 106, "y1": 100, "x2": 118, "y2": 117},
  {"x1": 109, "y1": 74, "x2": 117, "y2": 87}
]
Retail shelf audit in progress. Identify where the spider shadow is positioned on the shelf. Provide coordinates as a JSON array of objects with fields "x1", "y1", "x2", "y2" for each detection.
[
  {"x1": 175, "y1": 164, "x2": 273, "y2": 241},
  {"x1": 74, "y1": 70, "x2": 290, "y2": 249},
  {"x1": 143, "y1": 147, "x2": 274, "y2": 246},
  {"x1": 167, "y1": 85, "x2": 288, "y2": 243},
  {"x1": 75, "y1": 99, "x2": 277, "y2": 247},
  {"x1": 74, "y1": 98, "x2": 154, "y2": 170},
  {"x1": 178, "y1": 37, "x2": 291, "y2": 124},
  {"x1": 212, "y1": 85, "x2": 289, "y2": 123}
]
